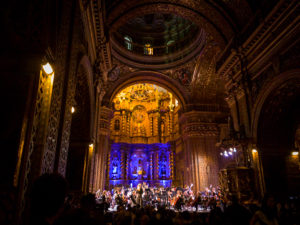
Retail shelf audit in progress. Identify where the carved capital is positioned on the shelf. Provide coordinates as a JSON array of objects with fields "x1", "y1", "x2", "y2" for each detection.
[{"x1": 179, "y1": 111, "x2": 219, "y2": 138}]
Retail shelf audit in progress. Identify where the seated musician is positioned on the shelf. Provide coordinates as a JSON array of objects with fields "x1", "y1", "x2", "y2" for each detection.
[
  {"x1": 128, "y1": 190, "x2": 136, "y2": 207},
  {"x1": 115, "y1": 191, "x2": 124, "y2": 207},
  {"x1": 175, "y1": 191, "x2": 184, "y2": 211},
  {"x1": 193, "y1": 192, "x2": 202, "y2": 211}
]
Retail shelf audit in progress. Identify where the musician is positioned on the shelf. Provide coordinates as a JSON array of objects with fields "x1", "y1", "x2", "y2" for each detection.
[
  {"x1": 127, "y1": 190, "x2": 136, "y2": 207},
  {"x1": 95, "y1": 189, "x2": 101, "y2": 199},
  {"x1": 175, "y1": 190, "x2": 184, "y2": 211},
  {"x1": 193, "y1": 192, "x2": 202, "y2": 211},
  {"x1": 136, "y1": 183, "x2": 143, "y2": 207},
  {"x1": 100, "y1": 191, "x2": 110, "y2": 212},
  {"x1": 160, "y1": 188, "x2": 168, "y2": 206},
  {"x1": 115, "y1": 191, "x2": 124, "y2": 207}
]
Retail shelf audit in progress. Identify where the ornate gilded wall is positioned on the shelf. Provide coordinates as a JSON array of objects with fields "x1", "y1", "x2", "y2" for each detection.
[{"x1": 110, "y1": 83, "x2": 180, "y2": 144}]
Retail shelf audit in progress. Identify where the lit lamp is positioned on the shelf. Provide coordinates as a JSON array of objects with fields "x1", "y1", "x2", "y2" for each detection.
[
  {"x1": 71, "y1": 106, "x2": 75, "y2": 114},
  {"x1": 42, "y1": 62, "x2": 54, "y2": 84},
  {"x1": 292, "y1": 151, "x2": 299, "y2": 156},
  {"x1": 42, "y1": 62, "x2": 54, "y2": 75},
  {"x1": 89, "y1": 143, "x2": 94, "y2": 154},
  {"x1": 252, "y1": 149, "x2": 257, "y2": 153}
]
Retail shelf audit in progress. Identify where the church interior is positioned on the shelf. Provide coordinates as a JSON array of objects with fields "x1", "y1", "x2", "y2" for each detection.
[{"x1": 0, "y1": 0, "x2": 300, "y2": 224}]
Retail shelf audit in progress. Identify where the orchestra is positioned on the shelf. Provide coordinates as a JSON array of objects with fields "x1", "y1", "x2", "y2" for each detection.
[{"x1": 95, "y1": 183, "x2": 223, "y2": 212}]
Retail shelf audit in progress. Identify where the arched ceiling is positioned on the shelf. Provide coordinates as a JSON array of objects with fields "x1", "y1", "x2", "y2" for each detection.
[
  {"x1": 258, "y1": 79, "x2": 300, "y2": 150},
  {"x1": 103, "y1": 71, "x2": 188, "y2": 110},
  {"x1": 112, "y1": 83, "x2": 180, "y2": 113}
]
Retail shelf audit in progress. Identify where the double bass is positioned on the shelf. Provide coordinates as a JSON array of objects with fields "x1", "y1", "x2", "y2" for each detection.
[{"x1": 174, "y1": 191, "x2": 184, "y2": 210}]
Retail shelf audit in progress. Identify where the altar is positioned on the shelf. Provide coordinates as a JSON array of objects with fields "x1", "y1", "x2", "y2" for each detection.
[{"x1": 108, "y1": 142, "x2": 174, "y2": 188}]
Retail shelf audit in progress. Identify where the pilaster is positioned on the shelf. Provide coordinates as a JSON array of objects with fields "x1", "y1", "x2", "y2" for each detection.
[
  {"x1": 180, "y1": 111, "x2": 220, "y2": 192},
  {"x1": 91, "y1": 106, "x2": 113, "y2": 192}
]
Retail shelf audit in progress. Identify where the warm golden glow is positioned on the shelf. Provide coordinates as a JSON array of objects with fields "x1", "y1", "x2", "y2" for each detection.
[
  {"x1": 50, "y1": 73, "x2": 54, "y2": 84},
  {"x1": 252, "y1": 149, "x2": 257, "y2": 153},
  {"x1": 292, "y1": 151, "x2": 299, "y2": 156},
  {"x1": 71, "y1": 106, "x2": 75, "y2": 114},
  {"x1": 144, "y1": 44, "x2": 153, "y2": 55},
  {"x1": 111, "y1": 83, "x2": 180, "y2": 144},
  {"x1": 113, "y1": 83, "x2": 178, "y2": 112},
  {"x1": 89, "y1": 143, "x2": 94, "y2": 154},
  {"x1": 42, "y1": 62, "x2": 54, "y2": 75}
]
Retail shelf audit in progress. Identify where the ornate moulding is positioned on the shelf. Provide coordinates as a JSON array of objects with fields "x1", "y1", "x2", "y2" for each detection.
[{"x1": 217, "y1": 1, "x2": 299, "y2": 95}]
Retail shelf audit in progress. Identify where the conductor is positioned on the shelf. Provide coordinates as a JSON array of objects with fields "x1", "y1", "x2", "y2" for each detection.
[{"x1": 136, "y1": 183, "x2": 143, "y2": 207}]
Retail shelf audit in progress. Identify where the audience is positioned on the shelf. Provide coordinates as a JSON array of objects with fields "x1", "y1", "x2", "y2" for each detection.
[
  {"x1": 29, "y1": 173, "x2": 67, "y2": 225},
  {"x1": 25, "y1": 174, "x2": 300, "y2": 225},
  {"x1": 224, "y1": 195, "x2": 252, "y2": 225}
]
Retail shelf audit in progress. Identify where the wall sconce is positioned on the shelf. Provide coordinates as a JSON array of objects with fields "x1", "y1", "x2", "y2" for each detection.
[
  {"x1": 42, "y1": 62, "x2": 54, "y2": 75},
  {"x1": 71, "y1": 106, "x2": 75, "y2": 114},
  {"x1": 89, "y1": 143, "x2": 94, "y2": 154}
]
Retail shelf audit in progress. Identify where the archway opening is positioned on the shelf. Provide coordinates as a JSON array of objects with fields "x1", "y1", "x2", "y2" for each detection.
[
  {"x1": 108, "y1": 82, "x2": 181, "y2": 188},
  {"x1": 257, "y1": 79, "x2": 300, "y2": 196}
]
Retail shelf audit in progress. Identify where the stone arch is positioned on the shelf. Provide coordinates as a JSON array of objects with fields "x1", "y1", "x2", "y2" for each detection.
[
  {"x1": 251, "y1": 69, "x2": 300, "y2": 143},
  {"x1": 251, "y1": 69, "x2": 300, "y2": 194},
  {"x1": 102, "y1": 71, "x2": 189, "y2": 111}
]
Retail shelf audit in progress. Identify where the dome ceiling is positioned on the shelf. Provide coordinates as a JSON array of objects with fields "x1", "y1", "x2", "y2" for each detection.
[
  {"x1": 118, "y1": 13, "x2": 197, "y2": 38},
  {"x1": 110, "y1": 13, "x2": 205, "y2": 69}
]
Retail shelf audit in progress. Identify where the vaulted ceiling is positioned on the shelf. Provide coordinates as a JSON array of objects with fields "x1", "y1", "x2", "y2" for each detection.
[{"x1": 80, "y1": 0, "x2": 278, "y2": 108}]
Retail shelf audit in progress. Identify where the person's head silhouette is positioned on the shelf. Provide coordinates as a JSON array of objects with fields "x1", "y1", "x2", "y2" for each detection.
[{"x1": 30, "y1": 173, "x2": 67, "y2": 224}]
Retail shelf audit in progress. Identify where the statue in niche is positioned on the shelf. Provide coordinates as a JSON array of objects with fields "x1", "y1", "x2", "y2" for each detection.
[
  {"x1": 161, "y1": 164, "x2": 166, "y2": 176},
  {"x1": 111, "y1": 152, "x2": 120, "y2": 179},
  {"x1": 137, "y1": 159, "x2": 146, "y2": 179},
  {"x1": 112, "y1": 162, "x2": 118, "y2": 179},
  {"x1": 133, "y1": 166, "x2": 137, "y2": 175},
  {"x1": 160, "y1": 153, "x2": 168, "y2": 178}
]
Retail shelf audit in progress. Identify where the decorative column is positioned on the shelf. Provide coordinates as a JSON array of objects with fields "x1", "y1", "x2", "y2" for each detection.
[
  {"x1": 149, "y1": 150, "x2": 154, "y2": 180},
  {"x1": 120, "y1": 146, "x2": 126, "y2": 180},
  {"x1": 154, "y1": 149, "x2": 159, "y2": 181},
  {"x1": 121, "y1": 111, "x2": 125, "y2": 134},
  {"x1": 180, "y1": 111, "x2": 220, "y2": 192},
  {"x1": 153, "y1": 112, "x2": 160, "y2": 143},
  {"x1": 170, "y1": 148, "x2": 174, "y2": 179},
  {"x1": 91, "y1": 106, "x2": 113, "y2": 192},
  {"x1": 127, "y1": 113, "x2": 132, "y2": 137},
  {"x1": 125, "y1": 148, "x2": 129, "y2": 180}
]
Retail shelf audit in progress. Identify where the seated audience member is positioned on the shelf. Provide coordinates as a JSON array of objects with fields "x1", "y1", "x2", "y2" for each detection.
[
  {"x1": 250, "y1": 193, "x2": 279, "y2": 225},
  {"x1": 30, "y1": 173, "x2": 67, "y2": 225}
]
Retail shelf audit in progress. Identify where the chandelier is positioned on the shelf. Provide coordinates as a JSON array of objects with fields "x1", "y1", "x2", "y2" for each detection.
[{"x1": 218, "y1": 116, "x2": 249, "y2": 166}]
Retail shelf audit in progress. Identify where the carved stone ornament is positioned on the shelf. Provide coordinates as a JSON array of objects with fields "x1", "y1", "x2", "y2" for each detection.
[{"x1": 108, "y1": 65, "x2": 120, "y2": 82}]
